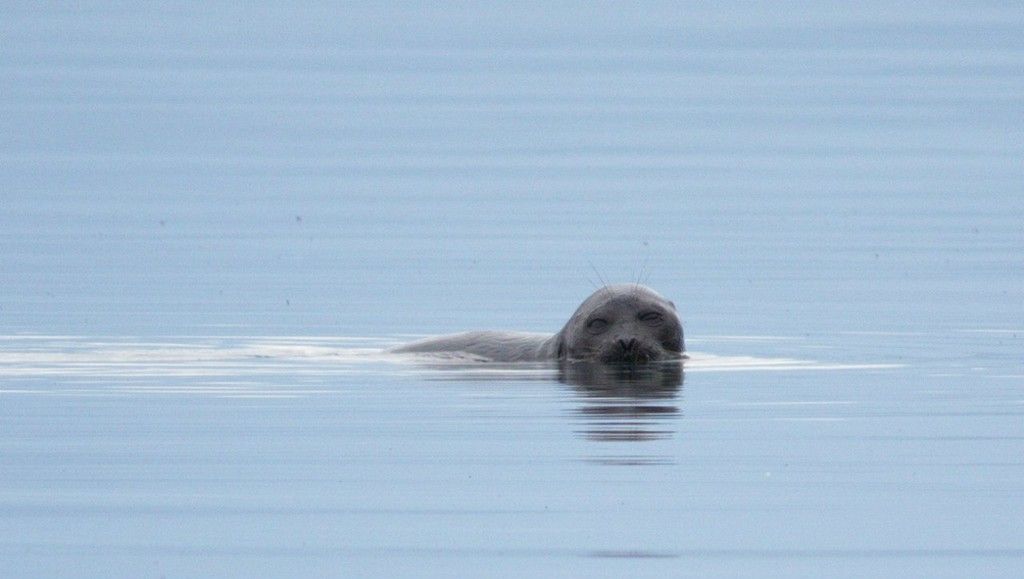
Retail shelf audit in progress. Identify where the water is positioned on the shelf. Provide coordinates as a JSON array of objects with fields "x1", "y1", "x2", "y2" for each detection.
[{"x1": 2, "y1": 2, "x2": 1023, "y2": 577}]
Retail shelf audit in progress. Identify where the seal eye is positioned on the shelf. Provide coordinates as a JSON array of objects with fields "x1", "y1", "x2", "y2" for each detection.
[
  {"x1": 586, "y1": 318, "x2": 609, "y2": 333},
  {"x1": 638, "y1": 311, "x2": 663, "y2": 325}
]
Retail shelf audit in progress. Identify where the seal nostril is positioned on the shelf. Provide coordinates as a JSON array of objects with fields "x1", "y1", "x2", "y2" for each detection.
[{"x1": 619, "y1": 338, "x2": 637, "y2": 351}]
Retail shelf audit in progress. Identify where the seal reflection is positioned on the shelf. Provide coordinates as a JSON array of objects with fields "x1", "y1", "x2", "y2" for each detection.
[
  {"x1": 559, "y1": 360, "x2": 683, "y2": 465},
  {"x1": 407, "y1": 358, "x2": 684, "y2": 465}
]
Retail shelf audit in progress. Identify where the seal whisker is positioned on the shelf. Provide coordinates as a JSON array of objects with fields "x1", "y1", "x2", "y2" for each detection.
[{"x1": 588, "y1": 261, "x2": 609, "y2": 294}]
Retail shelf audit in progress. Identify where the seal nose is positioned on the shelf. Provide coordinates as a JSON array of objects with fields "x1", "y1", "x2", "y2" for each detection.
[{"x1": 618, "y1": 338, "x2": 637, "y2": 351}]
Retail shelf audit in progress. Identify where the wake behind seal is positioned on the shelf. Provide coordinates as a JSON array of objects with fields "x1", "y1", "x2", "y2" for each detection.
[{"x1": 391, "y1": 284, "x2": 685, "y2": 363}]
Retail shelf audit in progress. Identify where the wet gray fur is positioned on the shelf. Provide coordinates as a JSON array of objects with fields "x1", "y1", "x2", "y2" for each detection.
[{"x1": 391, "y1": 284, "x2": 684, "y2": 363}]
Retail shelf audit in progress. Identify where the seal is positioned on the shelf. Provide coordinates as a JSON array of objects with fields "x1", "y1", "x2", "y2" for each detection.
[{"x1": 391, "y1": 284, "x2": 685, "y2": 363}]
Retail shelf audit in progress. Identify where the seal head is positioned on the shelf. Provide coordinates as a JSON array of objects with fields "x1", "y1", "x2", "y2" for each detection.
[{"x1": 555, "y1": 284, "x2": 684, "y2": 363}]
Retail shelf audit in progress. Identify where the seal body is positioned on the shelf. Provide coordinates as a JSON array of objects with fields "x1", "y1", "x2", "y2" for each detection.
[{"x1": 391, "y1": 284, "x2": 684, "y2": 363}]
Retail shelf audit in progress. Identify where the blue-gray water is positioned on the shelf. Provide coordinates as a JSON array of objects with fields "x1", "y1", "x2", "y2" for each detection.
[{"x1": 1, "y1": 3, "x2": 1022, "y2": 577}]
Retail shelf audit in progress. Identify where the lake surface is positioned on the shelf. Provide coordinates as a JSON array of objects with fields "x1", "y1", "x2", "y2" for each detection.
[{"x1": 2, "y1": 3, "x2": 1022, "y2": 577}]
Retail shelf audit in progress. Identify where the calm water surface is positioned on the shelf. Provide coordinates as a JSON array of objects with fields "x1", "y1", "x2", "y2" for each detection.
[{"x1": 2, "y1": 3, "x2": 1023, "y2": 577}]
